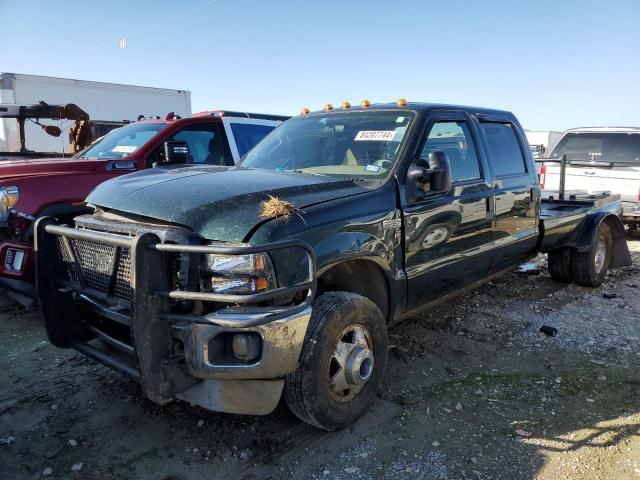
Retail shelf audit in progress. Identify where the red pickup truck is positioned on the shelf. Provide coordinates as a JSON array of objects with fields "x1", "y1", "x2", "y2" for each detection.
[{"x1": 0, "y1": 110, "x2": 287, "y2": 302}]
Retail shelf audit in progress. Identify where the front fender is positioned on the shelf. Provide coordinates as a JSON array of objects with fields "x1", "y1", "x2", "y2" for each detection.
[{"x1": 248, "y1": 187, "x2": 406, "y2": 318}]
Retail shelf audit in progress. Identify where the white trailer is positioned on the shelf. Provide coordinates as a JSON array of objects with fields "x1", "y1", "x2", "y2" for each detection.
[
  {"x1": 0, "y1": 73, "x2": 191, "y2": 154},
  {"x1": 525, "y1": 130, "x2": 563, "y2": 158}
]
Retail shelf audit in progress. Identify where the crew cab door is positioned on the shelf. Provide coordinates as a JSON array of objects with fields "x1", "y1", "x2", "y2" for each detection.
[
  {"x1": 478, "y1": 119, "x2": 540, "y2": 270},
  {"x1": 402, "y1": 112, "x2": 494, "y2": 311}
]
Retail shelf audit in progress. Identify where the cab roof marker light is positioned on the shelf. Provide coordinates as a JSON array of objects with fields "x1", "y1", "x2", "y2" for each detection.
[
  {"x1": 361, "y1": 99, "x2": 371, "y2": 108},
  {"x1": 397, "y1": 98, "x2": 408, "y2": 107},
  {"x1": 301, "y1": 108, "x2": 310, "y2": 115},
  {"x1": 341, "y1": 101, "x2": 351, "y2": 109},
  {"x1": 324, "y1": 103, "x2": 333, "y2": 111}
]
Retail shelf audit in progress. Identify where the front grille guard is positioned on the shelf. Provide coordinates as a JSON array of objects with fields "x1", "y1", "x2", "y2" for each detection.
[
  {"x1": 35, "y1": 217, "x2": 316, "y2": 403},
  {"x1": 39, "y1": 221, "x2": 317, "y2": 321}
]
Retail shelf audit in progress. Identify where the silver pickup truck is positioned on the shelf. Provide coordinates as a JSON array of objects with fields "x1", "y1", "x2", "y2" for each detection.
[{"x1": 539, "y1": 127, "x2": 640, "y2": 232}]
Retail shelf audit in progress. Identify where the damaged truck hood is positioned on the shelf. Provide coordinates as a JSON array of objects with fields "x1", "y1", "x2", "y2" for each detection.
[{"x1": 87, "y1": 165, "x2": 367, "y2": 242}]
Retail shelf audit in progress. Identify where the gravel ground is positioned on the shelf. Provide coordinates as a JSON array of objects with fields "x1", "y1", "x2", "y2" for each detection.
[{"x1": 0, "y1": 239, "x2": 638, "y2": 479}]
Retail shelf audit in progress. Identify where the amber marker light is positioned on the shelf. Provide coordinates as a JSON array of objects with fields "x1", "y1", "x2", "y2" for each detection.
[
  {"x1": 256, "y1": 277, "x2": 269, "y2": 291},
  {"x1": 397, "y1": 98, "x2": 408, "y2": 107},
  {"x1": 301, "y1": 107, "x2": 310, "y2": 115},
  {"x1": 361, "y1": 99, "x2": 371, "y2": 108},
  {"x1": 324, "y1": 103, "x2": 333, "y2": 110},
  {"x1": 341, "y1": 101, "x2": 351, "y2": 109}
]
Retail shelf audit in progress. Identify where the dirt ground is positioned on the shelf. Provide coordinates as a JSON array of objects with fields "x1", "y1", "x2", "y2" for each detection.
[{"x1": 1, "y1": 240, "x2": 639, "y2": 480}]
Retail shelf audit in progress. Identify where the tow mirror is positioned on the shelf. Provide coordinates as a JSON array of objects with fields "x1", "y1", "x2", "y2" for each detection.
[
  {"x1": 406, "y1": 150, "x2": 452, "y2": 202},
  {"x1": 163, "y1": 140, "x2": 190, "y2": 164},
  {"x1": 427, "y1": 150, "x2": 452, "y2": 193}
]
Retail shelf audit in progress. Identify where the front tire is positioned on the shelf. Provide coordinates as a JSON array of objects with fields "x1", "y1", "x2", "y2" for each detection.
[{"x1": 285, "y1": 292, "x2": 388, "y2": 430}]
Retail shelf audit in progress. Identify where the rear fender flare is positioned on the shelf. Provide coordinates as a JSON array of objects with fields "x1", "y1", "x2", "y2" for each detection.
[{"x1": 574, "y1": 213, "x2": 631, "y2": 268}]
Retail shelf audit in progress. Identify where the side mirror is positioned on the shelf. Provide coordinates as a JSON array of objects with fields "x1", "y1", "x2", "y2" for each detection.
[
  {"x1": 163, "y1": 140, "x2": 190, "y2": 164},
  {"x1": 406, "y1": 150, "x2": 452, "y2": 202},
  {"x1": 427, "y1": 150, "x2": 452, "y2": 193}
]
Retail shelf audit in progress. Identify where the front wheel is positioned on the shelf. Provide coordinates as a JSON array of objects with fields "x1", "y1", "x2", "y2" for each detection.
[{"x1": 285, "y1": 292, "x2": 388, "y2": 430}]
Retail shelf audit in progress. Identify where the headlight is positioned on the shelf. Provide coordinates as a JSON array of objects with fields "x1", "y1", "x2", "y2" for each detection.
[
  {"x1": 0, "y1": 186, "x2": 19, "y2": 222},
  {"x1": 203, "y1": 252, "x2": 276, "y2": 294}
]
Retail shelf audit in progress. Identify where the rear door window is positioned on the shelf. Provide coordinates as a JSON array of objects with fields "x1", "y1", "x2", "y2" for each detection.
[
  {"x1": 229, "y1": 123, "x2": 276, "y2": 158},
  {"x1": 481, "y1": 122, "x2": 527, "y2": 177}
]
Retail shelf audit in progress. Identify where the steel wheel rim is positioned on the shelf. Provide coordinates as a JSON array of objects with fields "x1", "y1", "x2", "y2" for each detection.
[
  {"x1": 328, "y1": 324, "x2": 374, "y2": 402},
  {"x1": 594, "y1": 233, "x2": 607, "y2": 274}
]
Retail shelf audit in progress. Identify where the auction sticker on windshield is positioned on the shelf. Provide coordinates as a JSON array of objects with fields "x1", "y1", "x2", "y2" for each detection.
[
  {"x1": 354, "y1": 131, "x2": 396, "y2": 141},
  {"x1": 112, "y1": 145, "x2": 137, "y2": 153}
]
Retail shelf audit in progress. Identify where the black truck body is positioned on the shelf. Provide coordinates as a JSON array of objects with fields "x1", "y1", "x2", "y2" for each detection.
[{"x1": 35, "y1": 102, "x2": 631, "y2": 430}]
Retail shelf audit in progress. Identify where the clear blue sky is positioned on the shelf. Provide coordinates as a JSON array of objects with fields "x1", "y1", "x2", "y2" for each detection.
[{"x1": 1, "y1": 0, "x2": 638, "y2": 131}]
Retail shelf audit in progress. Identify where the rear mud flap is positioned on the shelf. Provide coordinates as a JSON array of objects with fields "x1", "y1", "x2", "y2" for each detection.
[{"x1": 575, "y1": 213, "x2": 632, "y2": 269}]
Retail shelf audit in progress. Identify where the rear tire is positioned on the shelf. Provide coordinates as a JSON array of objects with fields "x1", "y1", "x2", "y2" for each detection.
[
  {"x1": 548, "y1": 248, "x2": 573, "y2": 283},
  {"x1": 285, "y1": 292, "x2": 388, "y2": 430},
  {"x1": 571, "y1": 223, "x2": 612, "y2": 287}
]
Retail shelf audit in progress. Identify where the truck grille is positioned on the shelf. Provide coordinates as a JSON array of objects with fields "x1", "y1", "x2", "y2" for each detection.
[{"x1": 56, "y1": 236, "x2": 133, "y2": 300}]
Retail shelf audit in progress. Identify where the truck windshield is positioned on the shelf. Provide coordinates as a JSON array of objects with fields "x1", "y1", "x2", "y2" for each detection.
[
  {"x1": 76, "y1": 122, "x2": 166, "y2": 160},
  {"x1": 241, "y1": 110, "x2": 415, "y2": 179},
  {"x1": 549, "y1": 132, "x2": 640, "y2": 165}
]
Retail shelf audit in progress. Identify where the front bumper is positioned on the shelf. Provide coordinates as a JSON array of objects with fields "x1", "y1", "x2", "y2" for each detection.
[{"x1": 35, "y1": 218, "x2": 316, "y2": 415}]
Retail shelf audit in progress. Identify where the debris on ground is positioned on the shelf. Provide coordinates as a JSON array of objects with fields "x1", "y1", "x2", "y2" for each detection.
[
  {"x1": 540, "y1": 325, "x2": 558, "y2": 336},
  {"x1": 518, "y1": 262, "x2": 540, "y2": 275}
]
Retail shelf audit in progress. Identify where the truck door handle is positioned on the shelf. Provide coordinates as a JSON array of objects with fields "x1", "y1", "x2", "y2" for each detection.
[
  {"x1": 529, "y1": 187, "x2": 538, "y2": 207},
  {"x1": 584, "y1": 171, "x2": 596, "y2": 175}
]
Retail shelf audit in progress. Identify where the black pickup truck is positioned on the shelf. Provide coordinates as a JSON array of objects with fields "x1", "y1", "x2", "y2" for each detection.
[{"x1": 35, "y1": 101, "x2": 632, "y2": 430}]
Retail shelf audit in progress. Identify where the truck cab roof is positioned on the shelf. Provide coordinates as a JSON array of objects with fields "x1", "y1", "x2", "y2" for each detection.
[
  {"x1": 134, "y1": 110, "x2": 290, "y2": 125},
  {"x1": 302, "y1": 101, "x2": 515, "y2": 119},
  {"x1": 561, "y1": 127, "x2": 640, "y2": 134}
]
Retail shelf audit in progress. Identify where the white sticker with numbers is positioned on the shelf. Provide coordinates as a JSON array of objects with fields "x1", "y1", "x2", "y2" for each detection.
[
  {"x1": 354, "y1": 131, "x2": 396, "y2": 141},
  {"x1": 112, "y1": 145, "x2": 137, "y2": 153}
]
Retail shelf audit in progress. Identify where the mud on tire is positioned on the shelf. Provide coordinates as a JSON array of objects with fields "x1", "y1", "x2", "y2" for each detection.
[{"x1": 285, "y1": 292, "x2": 388, "y2": 430}]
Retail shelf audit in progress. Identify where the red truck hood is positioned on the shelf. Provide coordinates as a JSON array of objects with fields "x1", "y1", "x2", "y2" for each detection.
[{"x1": 0, "y1": 157, "x2": 104, "y2": 180}]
